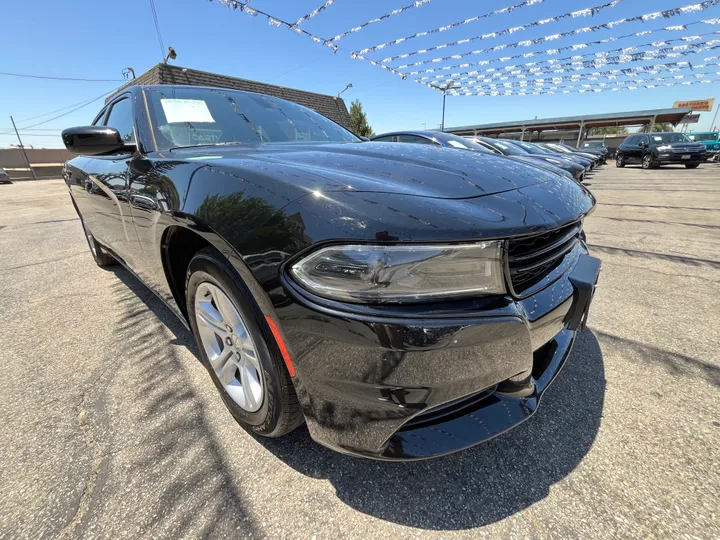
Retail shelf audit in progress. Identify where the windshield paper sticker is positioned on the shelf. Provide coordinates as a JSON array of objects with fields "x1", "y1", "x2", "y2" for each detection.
[{"x1": 160, "y1": 99, "x2": 215, "y2": 124}]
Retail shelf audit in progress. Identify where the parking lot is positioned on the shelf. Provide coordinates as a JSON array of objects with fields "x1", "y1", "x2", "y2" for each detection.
[{"x1": 1, "y1": 164, "x2": 718, "y2": 538}]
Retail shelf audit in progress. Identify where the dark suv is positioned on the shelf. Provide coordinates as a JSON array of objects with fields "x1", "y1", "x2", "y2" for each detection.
[{"x1": 616, "y1": 132, "x2": 706, "y2": 169}]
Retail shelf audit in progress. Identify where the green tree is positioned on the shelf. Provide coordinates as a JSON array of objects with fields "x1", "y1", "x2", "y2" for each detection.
[
  {"x1": 349, "y1": 99, "x2": 374, "y2": 137},
  {"x1": 589, "y1": 126, "x2": 628, "y2": 136},
  {"x1": 651, "y1": 122, "x2": 672, "y2": 132}
]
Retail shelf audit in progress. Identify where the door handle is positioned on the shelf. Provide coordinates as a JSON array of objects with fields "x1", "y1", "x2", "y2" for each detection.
[{"x1": 130, "y1": 194, "x2": 158, "y2": 211}]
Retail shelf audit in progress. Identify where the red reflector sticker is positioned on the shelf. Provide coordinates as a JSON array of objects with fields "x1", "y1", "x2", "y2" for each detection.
[{"x1": 264, "y1": 315, "x2": 296, "y2": 377}]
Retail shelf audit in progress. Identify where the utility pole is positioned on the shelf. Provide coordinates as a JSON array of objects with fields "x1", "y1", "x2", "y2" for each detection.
[
  {"x1": 710, "y1": 102, "x2": 719, "y2": 132},
  {"x1": 10, "y1": 116, "x2": 35, "y2": 179}
]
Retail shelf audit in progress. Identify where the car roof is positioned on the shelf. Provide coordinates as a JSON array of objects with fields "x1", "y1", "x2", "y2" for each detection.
[{"x1": 370, "y1": 130, "x2": 442, "y2": 139}]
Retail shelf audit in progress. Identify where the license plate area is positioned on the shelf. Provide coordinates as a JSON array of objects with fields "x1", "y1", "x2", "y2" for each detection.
[{"x1": 682, "y1": 154, "x2": 691, "y2": 160}]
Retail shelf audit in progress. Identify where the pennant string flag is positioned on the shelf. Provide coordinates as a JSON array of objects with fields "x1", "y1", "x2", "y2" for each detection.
[
  {"x1": 396, "y1": 18, "x2": 720, "y2": 72},
  {"x1": 294, "y1": 0, "x2": 336, "y2": 27},
  {"x1": 415, "y1": 33, "x2": 720, "y2": 82},
  {"x1": 329, "y1": 0, "x2": 432, "y2": 43},
  {"x1": 213, "y1": 0, "x2": 340, "y2": 52},
  {"x1": 453, "y1": 73, "x2": 718, "y2": 93},
  {"x1": 446, "y1": 76, "x2": 720, "y2": 96},
  {"x1": 441, "y1": 61, "x2": 720, "y2": 91},
  {"x1": 352, "y1": 0, "x2": 549, "y2": 54},
  {"x1": 353, "y1": 0, "x2": 625, "y2": 58},
  {"x1": 209, "y1": 0, "x2": 720, "y2": 96},
  {"x1": 366, "y1": 0, "x2": 720, "y2": 64}
]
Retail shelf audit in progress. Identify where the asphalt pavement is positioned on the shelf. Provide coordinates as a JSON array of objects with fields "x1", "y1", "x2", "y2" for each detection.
[{"x1": 1, "y1": 164, "x2": 718, "y2": 539}]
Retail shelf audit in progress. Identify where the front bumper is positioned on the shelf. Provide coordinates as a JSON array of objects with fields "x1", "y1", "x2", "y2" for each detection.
[
  {"x1": 276, "y1": 245, "x2": 600, "y2": 460},
  {"x1": 656, "y1": 153, "x2": 705, "y2": 164}
]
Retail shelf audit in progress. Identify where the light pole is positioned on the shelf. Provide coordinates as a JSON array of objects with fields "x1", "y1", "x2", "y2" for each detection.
[
  {"x1": 710, "y1": 102, "x2": 720, "y2": 131},
  {"x1": 421, "y1": 122, "x2": 426, "y2": 130},
  {"x1": 429, "y1": 80, "x2": 458, "y2": 132},
  {"x1": 337, "y1": 83, "x2": 353, "y2": 98}
]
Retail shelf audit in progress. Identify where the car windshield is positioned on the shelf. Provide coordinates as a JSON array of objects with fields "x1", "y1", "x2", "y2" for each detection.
[
  {"x1": 545, "y1": 144, "x2": 572, "y2": 153},
  {"x1": 144, "y1": 86, "x2": 360, "y2": 149},
  {"x1": 430, "y1": 132, "x2": 493, "y2": 153},
  {"x1": 687, "y1": 133, "x2": 718, "y2": 142},
  {"x1": 481, "y1": 139, "x2": 527, "y2": 155},
  {"x1": 650, "y1": 133, "x2": 690, "y2": 144},
  {"x1": 504, "y1": 140, "x2": 544, "y2": 154},
  {"x1": 582, "y1": 141, "x2": 604, "y2": 148}
]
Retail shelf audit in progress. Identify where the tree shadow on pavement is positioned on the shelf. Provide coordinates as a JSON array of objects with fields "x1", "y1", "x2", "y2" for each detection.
[
  {"x1": 109, "y1": 265, "x2": 604, "y2": 532},
  {"x1": 105, "y1": 267, "x2": 260, "y2": 539},
  {"x1": 258, "y1": 330, "x2": 605, "y2": 530}
]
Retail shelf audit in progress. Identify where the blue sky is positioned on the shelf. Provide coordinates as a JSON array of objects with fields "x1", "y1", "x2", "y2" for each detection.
[{"x1": 2, "y1": 0, "x2": 720, "y2": 148}]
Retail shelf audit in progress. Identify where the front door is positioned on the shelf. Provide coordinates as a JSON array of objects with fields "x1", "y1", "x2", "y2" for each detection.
[{"x1": 84, "y1": 95, "x2": 140, "y2": 267}]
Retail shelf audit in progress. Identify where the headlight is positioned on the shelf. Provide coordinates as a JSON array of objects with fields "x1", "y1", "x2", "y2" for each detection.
[
  {"x1": 290, "y1": 242, "x2": 505, "y2": 303},
  {"x1": 657, "y1": 145, "x2": 672, "y2": 151}
]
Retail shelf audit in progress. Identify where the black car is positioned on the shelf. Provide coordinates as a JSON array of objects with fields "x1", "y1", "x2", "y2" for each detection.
[
  {"x1": 537, "y1": 143, "x2": 602, "y2": 168},
  {"x1": 580, "y1": 140, "x2": 610, "y2": 161},
  {"x1": 468, "y1": 136, "x2": 586, "y2": 181},
  {"x1": 61, "y1": 85, "x2": 600, "y2": 460},
  {"x1": 616, "y1": 132, "x2": 706, "y2": 169},
  {"x1": 506, "y1": 140, "x2": 595, "y2": 171},
  {"x1": 369, "y1": 130, "x2": 576, "y2": 180}
]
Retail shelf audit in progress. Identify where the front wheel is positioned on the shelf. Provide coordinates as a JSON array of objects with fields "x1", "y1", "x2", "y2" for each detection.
[
  {"x1": 685, "y1": 163, "x2": 700, "y2": 169},
  {"x1": 641, "y1": 154, "x2": 656, "y2": 169},
  {"x1": 186, "y1": 247, "x2": 303, "y2": 438},
  {"x1": 616, "y1": 155, "x2": 625, "y2": 168}
]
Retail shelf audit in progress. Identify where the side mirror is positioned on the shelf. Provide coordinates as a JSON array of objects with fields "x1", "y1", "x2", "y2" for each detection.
[
  {"x1": 638, "y1": 141, "x2": 648, "y2": 148},
  {"x1": 62, "y1": 126, "x2": 135, "y2": 156}
]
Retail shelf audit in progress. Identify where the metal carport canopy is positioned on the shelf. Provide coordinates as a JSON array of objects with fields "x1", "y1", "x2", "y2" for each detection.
[{"x1": 446, "y1": 107, "x2": 692, "y2": 136}]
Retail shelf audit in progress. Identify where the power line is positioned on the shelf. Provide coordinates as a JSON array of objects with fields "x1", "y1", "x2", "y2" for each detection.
[
  {"x1": 0, "y1": 133, "x2": 62, "y2": 138},
  {"x1": 16, "y1": 91, "x2": 119, "y2": 123},
  {"x1": 148, "y1": 0, "x2": 166, "y2": 61},
  {"x1": 1, "y1": 85, "x2": 121, "y2": 136},
  {"x1": 0, "y1": 71, "x2": 123, "y2": 82}
]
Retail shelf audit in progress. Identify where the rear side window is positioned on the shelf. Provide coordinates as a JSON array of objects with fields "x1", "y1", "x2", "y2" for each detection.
[
  {"x1": 624, "y1": 135, "x2": 636, "y2": 145},
  {"x1": 397, "y1": 134, "x2": 435, "y2": 145},
  {"x1": 372, "y1": 136, "x2": 396, "y2": 142},
  {"x1": 104, "y1": 98, "x2": 135, "y2": 143}
]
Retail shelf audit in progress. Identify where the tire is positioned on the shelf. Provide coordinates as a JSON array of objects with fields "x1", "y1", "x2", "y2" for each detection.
[
  {"x1": 186, "y1": 246, "x2": 302, "y2": 438},
  {"x1": 641, "y1": 154, "x2": 655, "y2": 169},
  {"x1": 79, "y1": 217, "x2": 116, "y2": 267},
  {"x1": 615, "y1": 155, "x2": 625, "y2": 168},
  {"x1": 685, "y1": 163, "x2": 699, "y2": 169}
]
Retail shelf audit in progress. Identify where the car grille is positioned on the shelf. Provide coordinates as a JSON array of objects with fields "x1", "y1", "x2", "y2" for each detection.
[{"x1": 507, "y1": 221, "x2": 582, "y2": 296}]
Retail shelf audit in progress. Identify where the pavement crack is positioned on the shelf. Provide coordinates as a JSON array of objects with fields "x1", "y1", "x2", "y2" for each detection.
[
  {"x1": 58, "y1": 392, "x2": 106, "y2": 540},
  {"x1": 0, "y1": 252, "x2": 86, "y2": 273}
]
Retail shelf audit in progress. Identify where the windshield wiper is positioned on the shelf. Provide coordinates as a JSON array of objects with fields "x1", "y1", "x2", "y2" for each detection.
[{"x1": 168, "y1": 142, "x2": 245, "y2": 151}]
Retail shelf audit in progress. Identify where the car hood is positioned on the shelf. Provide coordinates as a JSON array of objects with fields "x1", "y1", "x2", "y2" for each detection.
[
  {"x1": 170, "y1": 142, "x2": 556, "y2": 200},
  {"x1": 508, "y1": 155, "x2": 571, "y2": 175}
]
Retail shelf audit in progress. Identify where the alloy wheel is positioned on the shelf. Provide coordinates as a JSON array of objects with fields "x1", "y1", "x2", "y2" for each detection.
[
  {"x1": 194, "y1": 282, "x2": 264, "y2": 412},
  {"x1": 642, "y1": 155, "x2": 652, "y2": 169}
]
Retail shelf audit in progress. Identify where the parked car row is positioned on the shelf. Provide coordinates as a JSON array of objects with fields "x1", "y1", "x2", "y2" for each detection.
[
  {"x1": 61, "y1": 85, "x2": 600, "y2": 460},
  {"x1": 368, "y1": 130, "x2": 604, "y2": 182}
]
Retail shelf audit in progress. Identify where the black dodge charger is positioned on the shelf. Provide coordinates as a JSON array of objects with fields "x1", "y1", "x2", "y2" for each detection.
[{"x1": 62, "y1": 85, "x2": 600, "y2": 460}]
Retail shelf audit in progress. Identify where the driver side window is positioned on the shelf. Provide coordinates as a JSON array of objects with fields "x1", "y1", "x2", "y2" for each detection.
[{"x1": 104, "y1": 98, "x2": 136, "y2": 143}]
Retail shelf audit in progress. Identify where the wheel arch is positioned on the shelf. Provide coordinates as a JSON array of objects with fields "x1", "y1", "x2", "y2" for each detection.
[{"x1": 160, "y1": 224, "x2": 279, "y2": 324}]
